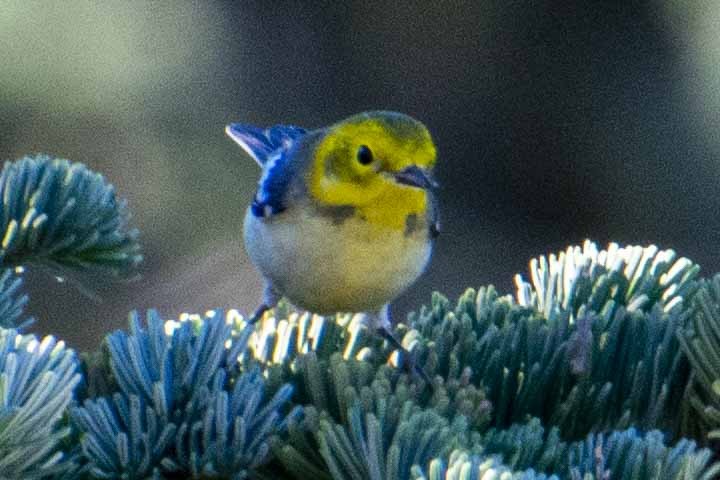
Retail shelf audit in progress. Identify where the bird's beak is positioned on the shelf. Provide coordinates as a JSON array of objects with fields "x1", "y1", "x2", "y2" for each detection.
[{"x1": 392, "y1": 165, "x2": 438, "y2": 190}]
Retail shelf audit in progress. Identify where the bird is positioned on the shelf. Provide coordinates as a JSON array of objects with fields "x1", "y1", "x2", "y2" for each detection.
[{"x1": 226, "y1": 111, "x2": 439, "y2": 380}]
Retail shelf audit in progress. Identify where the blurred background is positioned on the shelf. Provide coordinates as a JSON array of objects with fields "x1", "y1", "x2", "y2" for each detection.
[{"x1": 1, "y1": 1, "x2": 719, "y2": 351}]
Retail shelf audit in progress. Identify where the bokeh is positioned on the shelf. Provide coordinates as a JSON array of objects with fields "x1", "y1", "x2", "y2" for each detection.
[{"x1": 1, "y1": 1, "x2": 719, "y2": 351}]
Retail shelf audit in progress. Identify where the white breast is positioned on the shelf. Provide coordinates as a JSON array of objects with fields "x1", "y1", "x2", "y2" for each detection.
[{"x1": 244, "y1": 206, "x2": 432, "y2": 314}]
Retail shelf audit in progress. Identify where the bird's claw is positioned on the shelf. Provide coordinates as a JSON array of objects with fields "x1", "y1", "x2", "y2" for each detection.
[
  {"x1": 248, "y1": 304, "x2": 271, "y2": 324},
  {"x1": 377, "y1": 326, "x2": 432, "y2": 387},
  {"x1": 398, "y1": 348, "x2": 432, "y2": 386}
]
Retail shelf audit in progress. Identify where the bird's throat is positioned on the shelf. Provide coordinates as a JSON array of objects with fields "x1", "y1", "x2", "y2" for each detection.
[{"x1": 359, "y1": 185, "x2": 428, "y2": 232}]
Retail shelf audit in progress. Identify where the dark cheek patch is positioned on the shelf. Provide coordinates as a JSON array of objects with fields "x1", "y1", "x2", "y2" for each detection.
[{"x1": 404, "y1": 213, "x2": 418, "y2": 237}]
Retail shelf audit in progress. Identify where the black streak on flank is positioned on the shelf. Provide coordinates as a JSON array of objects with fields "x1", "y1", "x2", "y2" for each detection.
[
  {"x1": 317, "y1": 205, "x2": 356, "y2": 225},
  {"x1": 404, "y1": 213, "x2": 418, "y2": 237}
]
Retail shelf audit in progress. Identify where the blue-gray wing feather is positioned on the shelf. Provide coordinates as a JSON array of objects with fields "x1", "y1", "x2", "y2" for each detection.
[
  {"x1": 226, "y1": 123, "x2": 306, "y2": 166},
  {"x1": 226, "y1": 123, "x2": 308, "y2": 218}
]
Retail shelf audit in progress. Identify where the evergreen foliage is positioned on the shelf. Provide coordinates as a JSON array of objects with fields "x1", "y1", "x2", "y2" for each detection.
[
  {"x1": 269, "y1": 351, "x2": 490, "y2": 480},
  {"x1": 680, "y1": 274, "x2": 720, "y2": 443},
  {"x1": 0, "y1": 155, "x2": 717, "y2": 479},
  {"x1": 406, "y1": 286, "x2": 692, "y2": 440},
  {"x1": 0, "y1": 328, "x2": 82, "y2": 478},
  {"x1": 71, "y1": 310, "x2": 301, "y2": 479},
  {"x1": 0, "y1": 155, "x2": 141, "y2": 276},
  {"x1": 476, "y1": 419, "x2": 719, "y2": 479},
  {"x1": 0, "y1": 268, "x2": 31, "y2": 329},
  {"x1": 403, "y1": 242, "x2": 698, "y2": 440},
  {"x1": 414, "y1": 423, "x2": 720, "y2": 480},
  {"x1": 413, "y1": 450, "x2": 554, "y2": 480}
]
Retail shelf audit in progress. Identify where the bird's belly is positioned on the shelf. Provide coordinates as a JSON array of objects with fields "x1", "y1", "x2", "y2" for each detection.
[{"x1": 244, "y1": 208, "x2": 432, "y2": 314}]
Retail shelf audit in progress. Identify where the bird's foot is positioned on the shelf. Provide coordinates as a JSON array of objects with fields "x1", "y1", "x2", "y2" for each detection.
[
  {"x1": 377, "y1": 326, "x2": 432, "y2": 386},
  {"x1": 248, "y1": 303, "x2": 271, "y2": 324},
  {"x1": 247, "y1": 283, "x2": 281, "y2": 324},
  {"x1": 399, "y1": 349, "x2": 432, "y2": 386}
]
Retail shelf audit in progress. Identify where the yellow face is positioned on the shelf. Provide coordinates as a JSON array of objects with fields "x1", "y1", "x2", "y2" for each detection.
[{"x1": 309, "y1": 111, "x2": 437, "y2": 231}]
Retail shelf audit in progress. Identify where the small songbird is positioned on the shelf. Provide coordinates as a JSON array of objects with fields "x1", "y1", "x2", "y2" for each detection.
[{"x1": 226, "y1": 111, "x2": 439, "y2": 378}]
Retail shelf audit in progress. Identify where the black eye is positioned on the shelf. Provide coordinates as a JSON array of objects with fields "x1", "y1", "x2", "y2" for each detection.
[{"x1": 357, "y1": 145, "x2": 373, "y2": 165}]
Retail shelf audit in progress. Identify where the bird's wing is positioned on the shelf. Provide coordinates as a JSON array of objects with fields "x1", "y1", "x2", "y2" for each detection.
[
  {"x1": 249, "y1": 148, "x2": 296, "y2": 218},
  {"x1": 225, "y1": 123, "x2": 307, "y2": 166},
  {"x1": 226, "y1": 122, "x2": 308, "y2": 218}
]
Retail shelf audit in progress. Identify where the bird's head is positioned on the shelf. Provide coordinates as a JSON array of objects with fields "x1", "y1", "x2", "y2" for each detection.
[{"x1": 309, "y1": 111, "x2": 437, "y2": 210}]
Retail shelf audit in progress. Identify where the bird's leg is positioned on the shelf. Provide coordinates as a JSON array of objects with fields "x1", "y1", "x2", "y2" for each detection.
[
  {"x1": 374, "y1": 305, "x2": 432, "y2": 385},
  {"x1": 248, "y1": 283, "x2": 280, "y2": 324}
]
